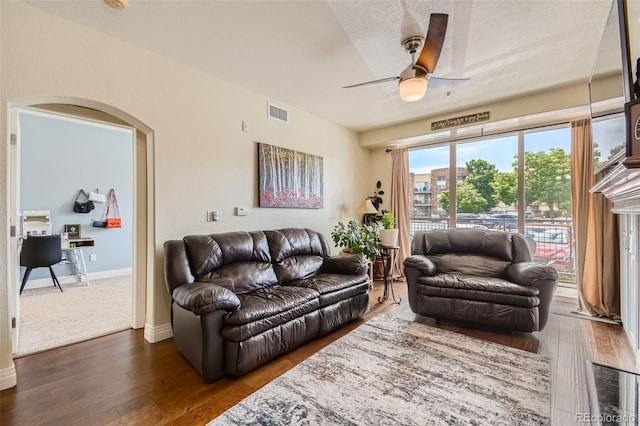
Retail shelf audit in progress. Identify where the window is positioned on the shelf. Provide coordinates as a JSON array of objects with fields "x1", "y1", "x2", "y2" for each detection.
[{"x1": 409, "y1": 126, "x2": 575, "y2": 281}]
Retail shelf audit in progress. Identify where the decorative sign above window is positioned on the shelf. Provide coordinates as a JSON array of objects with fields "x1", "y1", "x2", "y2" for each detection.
[{"x1": 431, "y1": 111, "x2": 490, "y2": 131}]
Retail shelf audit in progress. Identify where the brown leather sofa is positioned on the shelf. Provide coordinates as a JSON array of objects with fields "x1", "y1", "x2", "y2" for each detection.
[
  {"x1": 404, "y1": 228, "x2": 558, "y2": 332},
  {"x1": 163, "y1": 228, "x2": 369, "y2": 383}
]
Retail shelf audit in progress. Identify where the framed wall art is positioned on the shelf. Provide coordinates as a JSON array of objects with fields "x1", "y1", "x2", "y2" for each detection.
[{"x1": 257, "y1": 142, "x2": 323, "y2": 209}]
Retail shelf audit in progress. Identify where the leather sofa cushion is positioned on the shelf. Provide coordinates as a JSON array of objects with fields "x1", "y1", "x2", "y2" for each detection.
[
  {"x1": 288, "y1": 274, "x2": 369, "y2": 307},
  {"x1": 417, "y1": 274, "x2": 539, "y2": 308},
  {"x1": 418, "y1": 274, "x2": 539, "y2": 296},
  {"x1": 225, "y1": 285, "x2": 319, "y2": 326},
  {"x1": 428, "y1": 253, "x2": 511, "y2": 277},
  {"x1": 274, "y1": 255, "x2": 324, "y2": 284},
  {"x1": 265, "y1": 228, "x2": 330, "y2": 262},
  {"x1": 184, "y1": 231, "x2": 272, "y2": 279},
  {"x1": 266, "y1": 229, "x2": 331, "y2": 284},
  {"x1": 413, "y1": 228, "x2": 514, "y2": 261},
  {"x1": 223, "y1": 286, "x2": 319, "y2": 342},
  {"x1": 201, "y1": 262, "x2": 279, "y2": 294}
]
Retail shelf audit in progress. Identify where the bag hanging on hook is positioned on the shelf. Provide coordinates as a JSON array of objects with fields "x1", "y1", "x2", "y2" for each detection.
[
  {"x1": 73, "y1": 189, "x2": 95, "y2": 214},
  {"x1": 89, "y1": 189, "x2": 106, "y2": 203},
  {"x1": 92, "y1": 189, "x2": 122, "y2": 228}
]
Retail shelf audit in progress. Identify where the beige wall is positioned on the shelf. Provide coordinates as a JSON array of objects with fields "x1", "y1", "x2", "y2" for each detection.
[{"x1": 0, "y1": 2, "x2": 370, "y2": 386}]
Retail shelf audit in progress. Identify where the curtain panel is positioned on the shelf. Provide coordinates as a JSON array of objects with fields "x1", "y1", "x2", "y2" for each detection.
[
  {"x1": 570, "y1": 118, "x2": 620, "y2": 319},
  {"x1": 390, "y1": 147, "x2": 411, "y2": 277}
]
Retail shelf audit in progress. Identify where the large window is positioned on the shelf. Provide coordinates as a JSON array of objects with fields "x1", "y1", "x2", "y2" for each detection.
[{"x1": 409, "y1": 126, "x2": 575, "y2": 281}]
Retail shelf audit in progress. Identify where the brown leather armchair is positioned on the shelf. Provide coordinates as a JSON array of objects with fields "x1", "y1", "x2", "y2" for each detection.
[{"x1": 404, "y1": 228, "x2": 558, "y2": 332}]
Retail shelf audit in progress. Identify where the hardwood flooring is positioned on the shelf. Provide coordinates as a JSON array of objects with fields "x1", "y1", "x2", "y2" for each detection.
[{"x1": 1, "y1": 282, "x2": 637, "y2": 425}]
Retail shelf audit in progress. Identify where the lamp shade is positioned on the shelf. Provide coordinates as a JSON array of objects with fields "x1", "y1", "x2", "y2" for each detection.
[
  {"x1": 398, "y1": 77, "x2": 427, "y2": 102},
  {"x1": 358, "y1": 199, "x2": 378, "y2": 214}
]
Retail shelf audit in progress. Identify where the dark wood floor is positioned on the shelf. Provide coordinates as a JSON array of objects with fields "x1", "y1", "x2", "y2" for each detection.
[{"x1": 1, "y1": 282, "x2": 637, "y2": 425}]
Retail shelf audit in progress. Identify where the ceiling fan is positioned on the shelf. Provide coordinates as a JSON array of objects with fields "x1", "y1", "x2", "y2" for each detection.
[{"x1": 343, "y1": 13, "x2": 470, "y2": 102}]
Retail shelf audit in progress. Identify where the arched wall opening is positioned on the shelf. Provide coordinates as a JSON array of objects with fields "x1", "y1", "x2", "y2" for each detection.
[{"x1": 5, "y1": 97, "x2": 156, "y2": 361}]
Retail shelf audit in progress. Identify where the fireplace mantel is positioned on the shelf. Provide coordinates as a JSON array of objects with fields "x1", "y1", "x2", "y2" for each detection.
[{"x1": 590, "y1": 162, "x2": 640, "y2": 214}]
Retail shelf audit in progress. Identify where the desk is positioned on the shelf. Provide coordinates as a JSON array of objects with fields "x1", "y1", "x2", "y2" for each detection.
[
  {"x1": 62, "y1": 238, "x2": 95, "y2": 285},
  {"x1": 377, "y1": 245, "x2": 401, "y2": 304}
]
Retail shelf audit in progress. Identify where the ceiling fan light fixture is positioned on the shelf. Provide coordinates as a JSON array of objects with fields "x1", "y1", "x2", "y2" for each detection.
[
  {"x1": 399, "y1": 77, "x2": 427, "y2": 102},
  {"x1": 103, "y1": 0, "x2": 127, "y2": 9}
]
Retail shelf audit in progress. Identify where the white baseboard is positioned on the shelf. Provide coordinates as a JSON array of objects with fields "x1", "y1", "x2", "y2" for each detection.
[
  {"x1": 144, "y1": 322, "x2": 173, "y2": 343},
  {"x1": 22, "y1": 268, "x2": 132, "y2": 290},
  {"x1": 0, "y1": 364, "x2": 17, "y2": 390}
]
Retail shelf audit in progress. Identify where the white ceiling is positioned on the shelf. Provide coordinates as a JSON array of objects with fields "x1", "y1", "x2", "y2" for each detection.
[{"x1": 25, "y1": 0, "x2": 617, "y2": 132}]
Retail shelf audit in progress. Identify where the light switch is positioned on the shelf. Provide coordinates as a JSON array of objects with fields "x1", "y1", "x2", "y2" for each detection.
[
  {"x1": 207, "y1": 210, "x2": 222, "y2": 222},
  {"x1": 236, "y1": 207, "x2": 249, "y2": 216}
]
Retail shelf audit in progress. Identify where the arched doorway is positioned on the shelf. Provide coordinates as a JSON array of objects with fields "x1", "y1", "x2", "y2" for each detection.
[{"x1": 6, "y1": 97, "x2": 155, "y2": 355}]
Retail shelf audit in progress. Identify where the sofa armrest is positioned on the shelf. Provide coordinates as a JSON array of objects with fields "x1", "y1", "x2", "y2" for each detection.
[
  {"x1": 506, "y1": 262, "x2": 558, "y2": 286},
  {"x1": 321, "y1": 254, "x2": 368, "y2": 275},
  {"x1": 403, "y1": 255, "x2": 437, "y2": 276},
  {"x1": 172, "y1": 281, "x2": 241, "y2": 316},
  {"x1": 507, "y1": 261, "x2": 558, "y2": 331}
]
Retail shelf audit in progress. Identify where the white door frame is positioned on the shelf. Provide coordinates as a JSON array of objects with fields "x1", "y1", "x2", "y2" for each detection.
[{"x1": 6, "y1": 97, "x2": 155, "y2": 352}]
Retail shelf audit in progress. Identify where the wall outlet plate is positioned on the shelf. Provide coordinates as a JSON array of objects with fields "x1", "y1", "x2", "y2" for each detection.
[{"x1": 236, "y1": 207, "x2": 248, "y2": 216}]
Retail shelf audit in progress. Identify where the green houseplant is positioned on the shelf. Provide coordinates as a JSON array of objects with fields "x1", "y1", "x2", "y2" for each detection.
[
  {"x1": 379, "y1": 212, "x2": 399, "y2": 247},
  {"x1": 381, "y1": 212, "x2": 394, "y2": 229},
  {"x1": 331, "y1": 220, "x2": 381, "y2": 262}
]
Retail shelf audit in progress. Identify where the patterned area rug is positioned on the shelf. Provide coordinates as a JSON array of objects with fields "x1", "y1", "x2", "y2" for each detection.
[{"x1": 210, "y1": 314, "x2": 551, "y2": 425}]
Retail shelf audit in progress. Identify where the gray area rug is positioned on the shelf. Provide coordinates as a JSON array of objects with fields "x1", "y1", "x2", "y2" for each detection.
[
  {"x1": 210, "y1": 314, "x2": 551, "y2": 425},
  {"x1": 17, "y1": 275, "x2": 132, "y2": 357}
]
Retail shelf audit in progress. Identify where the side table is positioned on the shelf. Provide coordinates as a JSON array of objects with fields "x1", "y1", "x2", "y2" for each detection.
[{"x1": 378, "y1": 245, "x2": 402, "y2": 304}]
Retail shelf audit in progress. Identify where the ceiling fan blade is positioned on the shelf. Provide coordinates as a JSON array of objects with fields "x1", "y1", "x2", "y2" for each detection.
[
  {"x1": 427, "y1": 76, "x2": 470, "y2": 90},
  {"x1": 343, "y1": 76, "x2": 399, "y2": 89},
  {"x1": 417, "y1": 13, "x2": 448, "y2": 73}
]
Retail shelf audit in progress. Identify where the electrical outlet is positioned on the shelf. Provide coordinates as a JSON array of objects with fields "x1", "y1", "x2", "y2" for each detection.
[{"x1": 90, "y1": 254, "x2": 97, "y2": 262}]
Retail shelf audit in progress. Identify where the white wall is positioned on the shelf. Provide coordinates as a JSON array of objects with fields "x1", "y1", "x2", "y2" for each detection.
[{"x1": 0, "y1": 1, "x2": 370, "y2": 382}]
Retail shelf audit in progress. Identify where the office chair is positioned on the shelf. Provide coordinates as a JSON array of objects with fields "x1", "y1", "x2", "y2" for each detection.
[{"x1": 20, "y1": 235, "x2": 63, "y2": 294}]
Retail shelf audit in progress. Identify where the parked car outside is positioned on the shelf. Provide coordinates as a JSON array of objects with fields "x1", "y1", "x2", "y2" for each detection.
[
  {"x1": 481, "y1": 213, "x2": 518, "y2": 230},
  {"x1": 524, "y1": 224, "x2": 574, "y2": 272}
]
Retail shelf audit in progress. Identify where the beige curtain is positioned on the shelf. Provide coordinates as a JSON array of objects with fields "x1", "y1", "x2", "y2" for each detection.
[
  {"x1": 391, "y1": 147, "x2": 411, "y2": 278},
  {"x1": 570, "y1": 118, "x2": 620, "y2": 319}
]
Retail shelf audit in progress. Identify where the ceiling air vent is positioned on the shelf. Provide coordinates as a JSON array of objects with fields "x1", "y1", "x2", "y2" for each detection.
[{"x1": 268, "y1": 102, "x2": 289, "y2": 123}]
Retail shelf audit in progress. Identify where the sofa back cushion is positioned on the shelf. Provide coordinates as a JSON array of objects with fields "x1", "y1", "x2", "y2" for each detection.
[
  {"x1": 265, "y1": 228, "x2": 331, "y2": 284},
  {"x1": 183, "y1": 231, "x2": 278, "y2": 294},
  {"x1": 412, "y1": 228, "x2": 520, "y2": 277}
]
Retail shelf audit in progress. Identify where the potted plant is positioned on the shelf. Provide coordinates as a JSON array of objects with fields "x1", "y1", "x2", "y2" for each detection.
[
  {"x1": 331, "y1": 220, "x2": 381, "y2": 262},
  {"x1": 364, "y1": 180, "x2": 385, "y2": 225},
  {"x1": 379, "y1": 212, "x2": 399, "y2": 247}
]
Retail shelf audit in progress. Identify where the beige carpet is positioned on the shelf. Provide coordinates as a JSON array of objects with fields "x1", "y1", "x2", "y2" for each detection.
[{"x1": 17, "y1": 275, "x2": 132, "y2": 357}]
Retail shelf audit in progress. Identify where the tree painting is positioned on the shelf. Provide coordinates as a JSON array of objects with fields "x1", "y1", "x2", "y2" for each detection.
[{"x1": 258, "y1": 143, "x2": 323, "y2": 208}]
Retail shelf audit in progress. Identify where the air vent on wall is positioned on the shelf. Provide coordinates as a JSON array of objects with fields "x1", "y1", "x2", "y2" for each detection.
[{"x1": 268, "y1": 102, "x2": 289, "y2": 123}]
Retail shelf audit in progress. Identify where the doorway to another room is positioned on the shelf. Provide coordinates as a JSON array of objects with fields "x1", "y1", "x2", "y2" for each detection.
[{"x1": 14, "y1": 109, "x2": 134, "y2": 356}]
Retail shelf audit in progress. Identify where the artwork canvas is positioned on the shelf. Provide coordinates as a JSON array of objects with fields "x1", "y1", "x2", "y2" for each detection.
[{"x1": 258, "y1": 143, "x2": 323, "y2": 208}]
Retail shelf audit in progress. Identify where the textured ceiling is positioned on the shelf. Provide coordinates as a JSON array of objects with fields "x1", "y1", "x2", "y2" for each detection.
[{"x1": 25, "y1": 0, "x2": 617, "y2": 132}]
